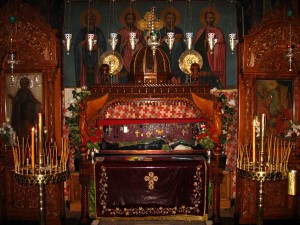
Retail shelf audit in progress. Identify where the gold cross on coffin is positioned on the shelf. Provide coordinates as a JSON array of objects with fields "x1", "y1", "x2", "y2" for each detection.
[{"x1": 144, "y1": 172, "x2": 158, "y2": 190}]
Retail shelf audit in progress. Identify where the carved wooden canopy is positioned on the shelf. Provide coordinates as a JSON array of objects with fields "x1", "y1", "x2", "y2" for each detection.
[{"x1": 80, "y1": 84, "x2": 222, "y2": 145}]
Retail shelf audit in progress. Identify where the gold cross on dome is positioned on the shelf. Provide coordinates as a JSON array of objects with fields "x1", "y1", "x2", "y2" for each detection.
[{"x1": 144, "y1": 172, "x2": 158, "y2": 190}]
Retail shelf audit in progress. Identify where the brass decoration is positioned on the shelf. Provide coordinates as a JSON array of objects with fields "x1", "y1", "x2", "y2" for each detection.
[
  {"x1": 146, "y1": 130, "x2": 153, "y2": 138},
  {"x1": 99, "y1": 51, "x2": 123, "y2": 75},
  {"x1": 288, "y1": 170, "x2": 297, "y2": 196},
  {"x1": 179, "y1": 50, "x2": 203, "y2": 75},
  {"x1": 155, "y1": 129, "x2": 164, "y2": 135},
  {"x1": 137, "y1": 11, "x2": 164, "y2": 32},
  {"x1": 144, "y1": 172, "x2": 158, "y2": 190}
]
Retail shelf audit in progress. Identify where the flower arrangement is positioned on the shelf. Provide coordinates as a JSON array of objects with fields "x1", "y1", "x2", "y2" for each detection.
[
  {"x1": 196, "y1": 124, "x2": 218, "y2": 150},
  {"x1": 284, "y1": 120, "x2": 300, "y2": 140},
  {"x1": 254, "y1": 116, "x2": 299, "y2": 141},
  {"x1": 64, "y1": 86, "x2": 91, "y2": 160},
  {"x1": 0, "y1": 122, "x2": 15, "y2": 145},
  {"x1": 210, "y1": 88, "x2": 236, "y2": 146}
]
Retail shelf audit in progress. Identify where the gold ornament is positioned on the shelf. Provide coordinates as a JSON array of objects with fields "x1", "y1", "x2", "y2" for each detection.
[
  {"x1": 99, "y1": 51, "x2": 123, "y2": 75},
  {"x1": 179, "y1": 50, "x2": 203, "y2": 75}
]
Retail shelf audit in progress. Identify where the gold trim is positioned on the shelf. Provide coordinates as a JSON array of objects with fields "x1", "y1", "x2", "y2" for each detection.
[
  {"x1": 143, "y1": 47, "x2": 148, "y2": 73},
  {"x1": 204, "y1": 160, "x2": 208, "y2": 215},
  {"x1": 133, "y1": 48, "x2": 143, "y2": 75},
  {"x1": 97, "y1": 214, "x2": 209, "y2": 221},
  {"x1": 153, "y1": 52, "x2": 157, "y2": 73}
]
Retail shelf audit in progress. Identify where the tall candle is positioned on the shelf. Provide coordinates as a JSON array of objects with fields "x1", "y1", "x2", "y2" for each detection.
[
  {"x1": 38, "y1": 113, "x2": 44, "y2": 168},
  {"x1": 259, "y1": 114, "x2": 266, "y2": 170},
  {"x1": 252, "y1": 119, "x2": 256, "y2": 164},
  {"x1": 31, "y1": 127, "x2": 35, "y2": 170}
]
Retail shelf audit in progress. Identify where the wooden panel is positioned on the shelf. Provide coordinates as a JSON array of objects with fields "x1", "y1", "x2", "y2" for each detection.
[
  {"x1": 236, "y1": 176, "x2": 295, "y2": 224},
  {"x1": 220, "y1": 170, "x2": 232, "y2": 209},
  {"x1": 69, "y1": 172, "x2": 81, "y2": 212}
]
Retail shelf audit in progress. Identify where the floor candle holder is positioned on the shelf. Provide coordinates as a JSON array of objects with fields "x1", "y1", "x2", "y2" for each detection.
[
  {"x1": 237, "y1": 114, "x2": 291, "y2": 225},
  {"x1": 12, "y1": 170, "x2": 69, "y2": 225},
  {"x1": 11, "y1": 113, "x2": 69, "y2": 225},
  {"x1": 236, "y1": 169, "x2": 286, "y2": 225}
]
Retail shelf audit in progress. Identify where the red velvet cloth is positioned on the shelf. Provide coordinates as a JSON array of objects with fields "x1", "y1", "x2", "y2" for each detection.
[{"x1": 95, "y1": 156, "x2": 208, "y2": 217}]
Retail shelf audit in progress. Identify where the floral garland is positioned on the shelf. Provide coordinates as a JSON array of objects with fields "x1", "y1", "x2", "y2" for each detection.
[
  {"x1": 210, "y1": 88, "x2": 236, "y2": 146},
  {"x1": 64, "y1": 86, "x2": 91, "y2": 160},
  {"x1": 195, "y1": 88, "x2": 236, "y2": 150}
]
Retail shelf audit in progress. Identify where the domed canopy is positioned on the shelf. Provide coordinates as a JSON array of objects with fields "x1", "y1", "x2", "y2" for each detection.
[{"x1": 130, "y1": 46, "x2": 171, "y2": 83}]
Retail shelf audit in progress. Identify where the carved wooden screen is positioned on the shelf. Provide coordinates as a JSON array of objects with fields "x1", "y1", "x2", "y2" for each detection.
[
  {"x1": 238, "y1": 9, "x2": 300, "y2": 168},
  {"x1": 0, "y1": 3, "x2": 63, "y2": 224},
  {"x1": 0, "y1": 3, "x2": 61, "y2": 144},
  {"x1": 237, "y1": 9, "x2": 300, "y2": 224}
]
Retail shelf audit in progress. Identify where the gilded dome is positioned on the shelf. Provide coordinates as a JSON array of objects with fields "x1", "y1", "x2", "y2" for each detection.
[{"x1": 130, "y1": 46, "x2": 171, "y2": 83}]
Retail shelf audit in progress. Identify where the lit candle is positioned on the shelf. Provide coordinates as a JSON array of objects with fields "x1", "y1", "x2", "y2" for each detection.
[
  {"x1": 252, "y1": 119, "x2": 256, "y2": 164},
  {"x1": 31, "y1": 127, "x2": 35, "y2": 170}
]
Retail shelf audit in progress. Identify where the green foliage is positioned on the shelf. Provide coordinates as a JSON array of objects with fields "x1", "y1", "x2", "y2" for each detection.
[{"x1": 64, "y1": 87, "x2": 90, "y2": 160}]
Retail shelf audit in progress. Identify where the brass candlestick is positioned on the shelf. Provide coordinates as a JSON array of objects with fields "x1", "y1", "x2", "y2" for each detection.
[{"x1": 12, "y1": 113, "x2": 69, "y2": 225}]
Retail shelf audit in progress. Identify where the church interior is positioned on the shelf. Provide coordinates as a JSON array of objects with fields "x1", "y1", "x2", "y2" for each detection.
[{"x1": 0, "y1": 0, "x2": 300, "y2": 225}]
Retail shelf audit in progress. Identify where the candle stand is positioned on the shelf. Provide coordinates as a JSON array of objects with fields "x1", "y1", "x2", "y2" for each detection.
[
  {"x1": 10, "y1": 113, "x2": 69, "y2": 225},
  {"x1": 237, "y1": 169, "x2": 286, "y2": 225},
  {"x1": 237, "y1": 114, "x2": 292, "y2": 225},
  {"x1": 12, "y1": 170, "x2": 69, "y2": 225}
]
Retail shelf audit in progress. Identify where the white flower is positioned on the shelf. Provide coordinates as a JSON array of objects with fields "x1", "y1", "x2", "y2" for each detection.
[
  {"x1": 68, "y1": 98, "x2": 77, "y2": 104},
  {"x1": 227, "y1": 99, "x2": 236, "y2": 108},
  {"x1": 285, "y1": 131, "x2": 292, "y2": 138},
  {"x1": 210, "y1": 87, "x2": 218, "y2": 94},
  {"x1": 81, "y1": 86, "x2": 87, "y2": 91},
  {"x1": 65, "y1": 111, "x2": 73, "y2": 118}
]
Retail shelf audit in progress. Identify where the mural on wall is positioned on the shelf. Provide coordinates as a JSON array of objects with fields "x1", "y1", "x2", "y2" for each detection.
[
  {"x1": 63, "y1": 1, "x2": 237, "y2": 88},
  {"x1": 74, "y1": 8, "x2": 107, "y2": 87}
]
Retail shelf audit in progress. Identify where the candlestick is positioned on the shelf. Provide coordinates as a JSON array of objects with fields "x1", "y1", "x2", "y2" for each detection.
[
  {"x1": 31, "y1": 127, "x2": 35, "y2": 170},
  {"x1": 259, "y1": 114, "x2": 266, "y2": 171},
  {"x1": 252, "y1": 119, "x2": 256, "y2": 164},
  {"x1": 38, "y1": 113, "x2": 44, "y2": 168}
]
